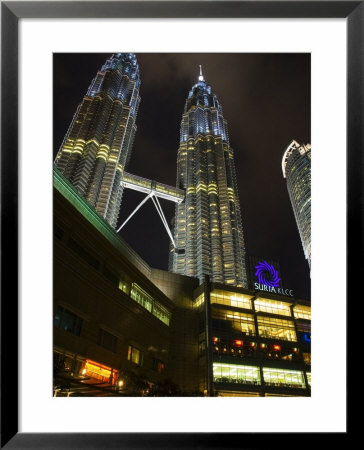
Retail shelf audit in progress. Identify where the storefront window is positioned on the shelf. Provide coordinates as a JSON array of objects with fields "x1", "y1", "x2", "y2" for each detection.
[
  {"x1": 257, "y1": 316, "x2": 296, "y2": 341},
  {"x1": 293, "y1": 304, "x2": 311, "y2": 320},
  {"x1": 81, "y1": 360, "x2": 118, "y2": 384},
  {"x1": 254, "y1": 297, "x2": 292, "y2": 317},
  {"x1": 262, "y1": 367, "x2": 306, "y2": 388},
  {"x1": 212, "y1": 308, "x2": 255, "y2": 336},
  {"x1": 210, "y1": 289, "x2": 252, "y2": 309},
  {"x1": 213, "y1": 363, "x2": 261, "y2": 385}
]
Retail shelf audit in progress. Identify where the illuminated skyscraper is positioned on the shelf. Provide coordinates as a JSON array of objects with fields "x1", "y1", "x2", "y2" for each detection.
[
  {"x1": 54, "y1": 53, "x2": 140, "y2": 228},
  {"x1": 169, "y1": 68, "x2": 248, "y2": 287},
  {"x1": 282, "y1": 140, "x2": 311, "y2": 268}
]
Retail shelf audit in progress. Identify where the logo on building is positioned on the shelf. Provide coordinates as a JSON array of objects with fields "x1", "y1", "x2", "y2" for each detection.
[
  {"x1": 254, "y1": 261, "x2": 281, "y2": 287},
  {"x1": 253, "y1": 260, "x2": 294, "y2": 297}
]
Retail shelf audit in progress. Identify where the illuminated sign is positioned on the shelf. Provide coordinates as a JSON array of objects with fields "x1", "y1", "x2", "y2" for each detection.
[
  {"x1": 254, "y1": 260, "x2": 294, "y2": 297},
  {"x1": 255, "y1": 261, "x2": 280, "y2": 287}
]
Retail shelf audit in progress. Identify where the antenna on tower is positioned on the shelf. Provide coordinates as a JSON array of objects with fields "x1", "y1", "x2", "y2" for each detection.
[{"x1": 198, "y1": 65, "x2": 204, "y2": 81}]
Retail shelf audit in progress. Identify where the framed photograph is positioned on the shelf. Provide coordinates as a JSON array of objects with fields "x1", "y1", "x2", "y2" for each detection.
[{"x1": 2, "y1": 1, "x2": 359, "y2": 448}]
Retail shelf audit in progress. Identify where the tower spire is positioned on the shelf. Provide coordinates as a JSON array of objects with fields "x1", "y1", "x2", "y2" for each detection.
[{"x1": 198, "y1": 65, "x2": 204, "y2": 81}]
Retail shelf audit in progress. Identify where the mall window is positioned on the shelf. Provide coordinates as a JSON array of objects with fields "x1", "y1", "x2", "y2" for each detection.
[
  {"x1": 210, "y1": 289, "x2": 252, "y2": 310},
  {"x1": 54, "y1": 305, "x2": 83, "y2": 336},
  {"x1": 262, "y1": 367, "x2": 306, "y2": 388},
  {"x1": 212, "y1": 337, "x2": 257, "y2": 358},
  {"x1": 213, "y1": 363, "x2": 261, "y2": 385},
  {"x1": 257, "y1": 316, "x2": 296, "y2": 341},
  {"x1": 194, "y1": 293, "x2": 205, "y2": 308},
  {"x1": 293, "y1": 304, "x2": 311, "y2": 320},
  {"x1": 152, "y1": 301, "x2": 171, "y2": 326},
  {"x1": 254, "y1": 298, "x2": 292, "y2": 317},
  {"x1": 130, "y1": 283, "x2": 153, "y2": 312},
  {"x1": 118, "y1": 280, "x2": 130, "y2": 295},
  {"x1": 128, "y1": 345, "x2": 143, "y2": 366},
  {"x1": 130, "y1": 283, "x2": 171, "y2": 326},
  {"x1": 98, "y1": 329, "x2": 117, "y2": 353},
  {"x1": 212, "y1": 309, "x2": 255, "y2": 336},
  {"x1": 259, "y1": 343, "x2": 300, "y2": 362}
]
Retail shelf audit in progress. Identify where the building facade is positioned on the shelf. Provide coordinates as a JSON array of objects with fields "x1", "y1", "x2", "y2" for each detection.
[
  {"x1": 54, "y1": 170, "x2": 311, "y2": 397},
  {"x1": 282, "y1": 140, "x2": 312, "y2": 268},
  {"x1": 169, "y1": 70, "x2": 247, "y2": 287},
  {"x1": 54, "y1": 53, "x2": 141, "y2": 228},
  {"x1": 194, "y1": 281, "x2": 311, "y2": 396},
  {"x1": 54, "y1": 169, "x2": 195, "y2": 396}
]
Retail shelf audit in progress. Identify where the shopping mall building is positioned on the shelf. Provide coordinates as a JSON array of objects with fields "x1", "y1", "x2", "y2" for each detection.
[{"x1": 53, "y1": 169, "x2": 311, "y2": 397}]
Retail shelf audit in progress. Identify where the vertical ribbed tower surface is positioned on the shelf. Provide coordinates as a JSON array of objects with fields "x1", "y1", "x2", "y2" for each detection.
[
  {"x1": 169, "y1": 68, "x2": 248, "y2": 287},
  {"x1": 282, "y1": 140, "x2": 311, "y2": 269},
  {"x1": 54, "y1": 53, "x2": 141, "y2": 228}
]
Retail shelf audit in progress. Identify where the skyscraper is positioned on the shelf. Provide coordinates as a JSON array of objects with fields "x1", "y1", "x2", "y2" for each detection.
[
  {"x1": 54, "y1": 53, "x2": 141, "y2": 228},
  {"x1": 282, "y1": 140, "x2": 311, "y2": 268},
  {"x1": 169, "y1": 68, "x2": 247, "y2": 287}
]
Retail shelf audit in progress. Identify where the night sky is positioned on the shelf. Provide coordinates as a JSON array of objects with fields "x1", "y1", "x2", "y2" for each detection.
[{"x1": 53, "y1": 53, "x2": 311, "y2": 300}]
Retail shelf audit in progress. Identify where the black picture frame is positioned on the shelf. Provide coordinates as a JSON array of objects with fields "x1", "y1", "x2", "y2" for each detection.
[{"x1": 1, "y1": 1, "x2": 359, "y2": 448}]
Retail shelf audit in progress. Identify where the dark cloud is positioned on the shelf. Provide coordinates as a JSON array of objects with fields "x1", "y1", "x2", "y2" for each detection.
[{"x1": 54, "y1": 53, "x2": 311, "y2": 300}]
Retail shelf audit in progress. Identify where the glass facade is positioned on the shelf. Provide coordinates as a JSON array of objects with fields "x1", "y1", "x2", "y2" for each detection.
[
  {"x1": 213, "y1": 363, "x2": 308, "y2": 389},
  {"x1": 254, "y1": 297, "x2": 292, "y2": 317},
  {"x1": 130, "y1": 283, "x2": 171, "y2": 326},
  {"x1": 282, "y1": 140, "x2": 311, "y2": 268},
  {"x1": 262, "y1": 367, "x2": 306, "y2": 388},
  {"x1": 257, "y1": 316, "x2": 297, "y2": 341},
  {"x1": 211, "y1": 289, "x2": 252, "y2": 310},
  {"x1": 212, "y1": 309, "x2": 256, "y2": 336},
  {"x1": 293, "y1": 304, "x2": 311, "y2": 320},
  {"x1": 213, "y1": 363, "x2": 261, "y2": 385},
  {"x1": 55, "y1": 53, "x2": 141, "y2": 228},
  {"x1": 169, "y1": 71, "x2": 247, "y2": 287}
]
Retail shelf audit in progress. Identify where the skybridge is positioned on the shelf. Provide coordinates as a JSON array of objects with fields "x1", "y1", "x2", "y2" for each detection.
[
  {"x1": 117, "y1": 172, "x2": 185, "y2": 253},
  {"x1": 121, "y1": 172, "x2": 184, "y2": 203}
]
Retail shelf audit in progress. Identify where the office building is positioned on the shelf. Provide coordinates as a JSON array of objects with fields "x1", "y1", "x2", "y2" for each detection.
[
  {"x1": 169, "y1": 68, "x2": 247, "y2": 287},
  {"x1": 54, "y1": 53, "x2": 141, "y2": 228},
  {"x1": 282, "y1": 140, "x2": 311, "y2": 268}
]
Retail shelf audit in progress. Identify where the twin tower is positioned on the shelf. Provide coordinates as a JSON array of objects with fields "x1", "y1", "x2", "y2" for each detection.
[{"x1": 55, "y1": 53, "x2": 248, "y2": 287}]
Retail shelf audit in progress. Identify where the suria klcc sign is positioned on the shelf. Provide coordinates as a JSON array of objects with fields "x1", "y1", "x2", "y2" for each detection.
[{"x1": 254, "y1": 261, "x2": 294, "y2": 297}]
